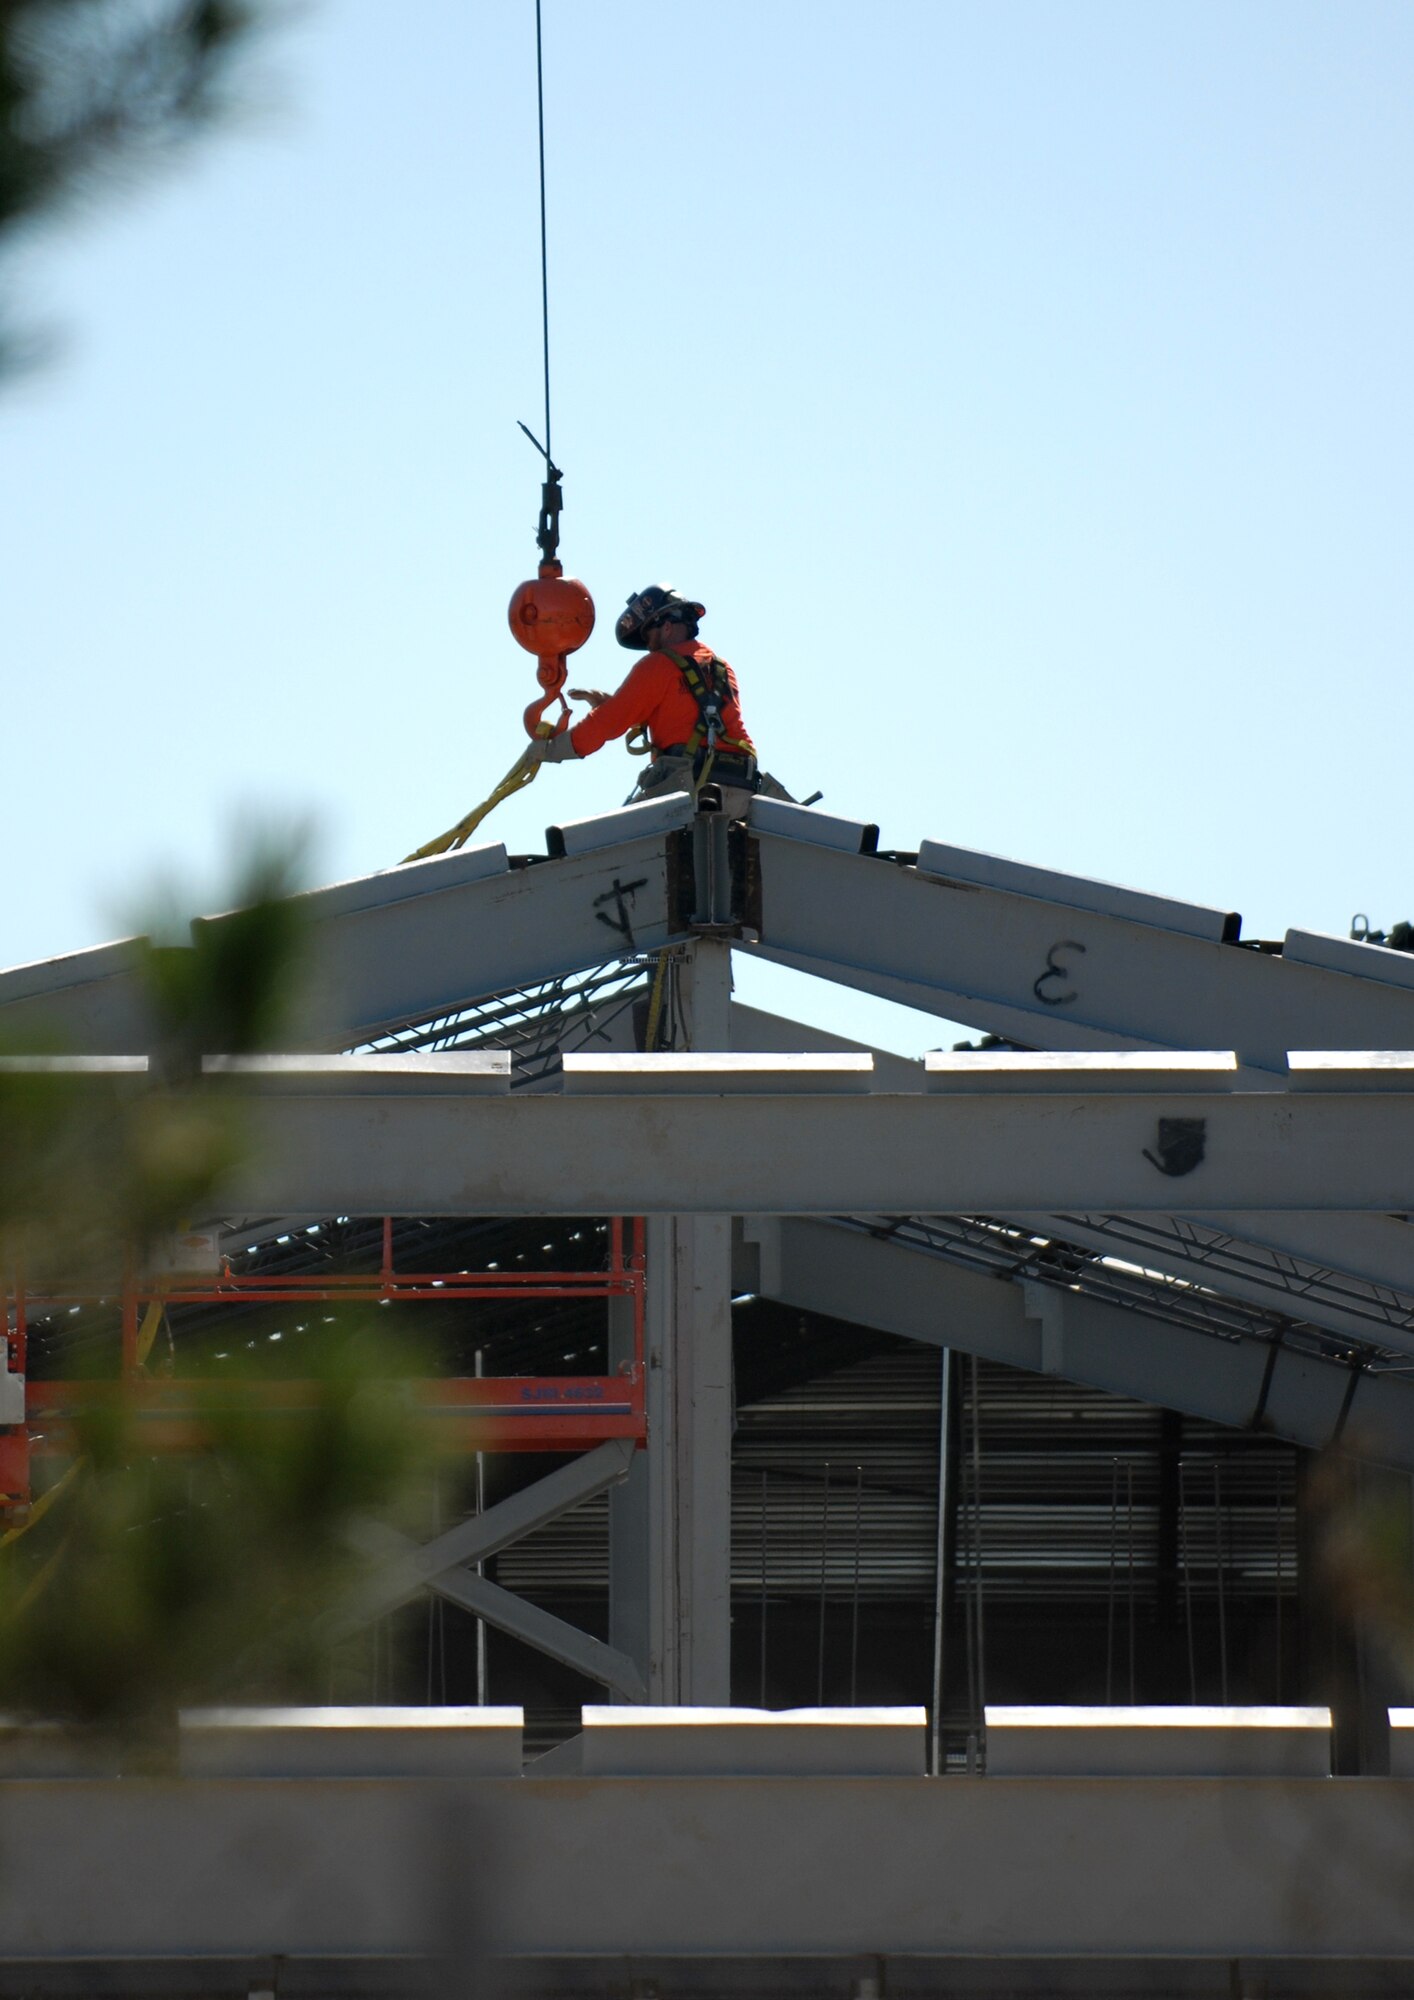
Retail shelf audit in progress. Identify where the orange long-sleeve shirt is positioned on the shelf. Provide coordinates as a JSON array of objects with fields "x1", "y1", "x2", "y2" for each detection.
[{"x1": 569, "y1": 643, "x2": 755, "y2": 759}]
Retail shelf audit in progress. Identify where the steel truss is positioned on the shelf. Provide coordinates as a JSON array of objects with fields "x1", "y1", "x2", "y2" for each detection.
[
  {"x1": 847, "y1": 1212, "x2": 1397, "y2": 1374},
  {"x1": 11, "y1": 798, "x2": 1414, "y2": 1706},
  {"x1": 1021, "y1": 1208, "x2": 1414, "y2": 1350}
]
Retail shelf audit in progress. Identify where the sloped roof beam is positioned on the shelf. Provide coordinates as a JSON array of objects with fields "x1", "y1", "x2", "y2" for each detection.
[
  {"x1": 0, "y1": 815, "x2": 685, "y2": 1052},
  {"x1": 746, "y1": 824, "x2": 1414, "y2": 1072},
  {"x1": 749, "y1": 1217, "x2": 1414, "y2": 1471}
]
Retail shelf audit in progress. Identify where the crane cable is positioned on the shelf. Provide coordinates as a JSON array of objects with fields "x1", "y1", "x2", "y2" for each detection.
[
  {"x1": 534, "y1": 0, "x2": 552, "y2": 473},
  {"x1": 403, "y1": 0, "x2": 565, "y2": 867}
]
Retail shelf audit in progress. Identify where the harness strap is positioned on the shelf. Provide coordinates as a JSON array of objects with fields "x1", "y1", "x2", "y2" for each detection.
[{"x1": 665, "y1": 651, "x2": 753, "y2": 761}]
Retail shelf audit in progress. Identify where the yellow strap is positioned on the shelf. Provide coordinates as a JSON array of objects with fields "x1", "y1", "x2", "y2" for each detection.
[
  {"x1": 14, "y1": 1523, "x2": 74, "y2": 1614},
  {"x1": 403, "y1": 745, "x2": 541, "y2": 864},
  {"x1": 135, "y1": 1298, "x2": 165, "y2": 1371},
  {"x1": 0, "y1": 1456, "x2": 83, "y2": 1550}
]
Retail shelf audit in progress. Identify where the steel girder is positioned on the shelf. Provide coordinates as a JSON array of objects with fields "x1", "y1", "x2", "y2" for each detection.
[
  {"x1": 0, "y1": 823, "x2": 683, "y2": 1052},
  {"x1": 149, "y1": 1067, "x2": 1414, "y2": 1217},
  {"x1": 744, "y1": 1217, "x2": 1414, "y2": 1470},
  {"x1": 11, "y1": 808, "x2": 1414, "y2": 1076},
  {"x1": 729, "y1": 1002, "x2": 1414, "y2": 1346},
  {"x1": 372, "y1": 1543, "x2": 645, "y2": 1704},
  {"x1": 743, "y1": 820, "x2": 1414, "y2": 1072}
]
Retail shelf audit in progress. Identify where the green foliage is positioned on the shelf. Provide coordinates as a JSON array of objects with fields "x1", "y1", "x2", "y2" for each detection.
[
  {"x1": 1308, "y1": 1452, "x2": 1414, "y2": 1686},
  {"x1": 0, "y1": 1327, "x2": 431, "y2": 1749},
  {"x1": 143, "y1": 828, "x2": 311, "y2": 1072},
  {"x1": 0, "y1": 837, "x2": 309, "y2": 1280},
  {"x1": 0, "y1": 838, "x2": 440, "y2": 1744}
]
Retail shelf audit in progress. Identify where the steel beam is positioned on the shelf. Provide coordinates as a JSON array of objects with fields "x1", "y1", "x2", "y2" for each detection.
[
  {"x1": 746, "y1": 831, "x2": 1414, "y2": 1071},
  {"x1": 637, "y1": 940, "x2": 735, "y2": 1706},
  {"x1": 16, "y1": 1053, "x2": 1414, "y2": 1212},
  {"x1": 14, "y1": 812, "x2": 1414, "y2": 1073},
  {"x1": 415, "y1": 1563, "x2": 646, "y2": 1703},
  {"x1": 645, "y1": 1213, "x2": 735, "y2": 1703},
  {"x1": 339, "y1": 1438, "x2": 634, "y2": 1633},
  {"x1": 9, "y1": 1774, "x2": 1414, "y2": 1965},
  {"x1": 749, "y1": 1218, "x2": 1414, "y2": 1469},
  {"x1": 182, "y1": 1072, "x2": 1414, "y2": 1215},
  {"x1": 280, "y1": 831, "x2": 676, "y2": 1045},
  {"x1": 0, "y1": 835, "x2": 679, "y2": 1051},
  {"x1": 1007, "y1": 1208, "x2": 1414, "y2": 1350},
  {"x1": 729, "y1": 1002, "x2": 1414, "y2": 1345}
]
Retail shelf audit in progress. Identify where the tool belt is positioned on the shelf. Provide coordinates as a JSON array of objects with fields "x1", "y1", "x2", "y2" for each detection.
[{"x1": 654, "y1": 744, "x2": 760, "y2": 788}]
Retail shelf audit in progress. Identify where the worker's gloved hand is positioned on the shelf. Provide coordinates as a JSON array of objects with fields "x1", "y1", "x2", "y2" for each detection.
[
  {"x1": 530, "y1": 729, "x2": 579, "y2": 764},
  {"x1": 568, "y1": 687, "x2": 610, "y2": 709}
]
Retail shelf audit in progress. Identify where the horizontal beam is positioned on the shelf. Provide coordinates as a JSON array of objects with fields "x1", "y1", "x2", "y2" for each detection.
[
  {"x1": 186, "y1": 1080, "x2": 1414, "y2": 1214},
  {"x1": 26, "y1": 1377, "x2": 643, "y2": 1456},
  {"x1": 726, "y1": 1004, "x2": 1414, "y2": 1348},
  {"x1": 8, "y1": 1775, "x2": 1414, "y2": 1962}
]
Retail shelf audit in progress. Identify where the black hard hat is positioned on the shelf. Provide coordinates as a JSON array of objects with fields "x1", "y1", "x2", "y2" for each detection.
[{"x1": 614, "y1": 584, "x2": 706, "y2": 650}]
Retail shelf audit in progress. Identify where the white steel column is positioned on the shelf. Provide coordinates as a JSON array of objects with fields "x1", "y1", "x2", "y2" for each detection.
[{"x1": 638, "y1": 938, "x2": 736, "y2": 1702}]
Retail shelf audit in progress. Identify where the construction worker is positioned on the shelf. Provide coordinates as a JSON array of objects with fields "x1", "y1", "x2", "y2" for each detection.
[{"x1": 531, "y1": 584, "x2": 782, "y2": 817}]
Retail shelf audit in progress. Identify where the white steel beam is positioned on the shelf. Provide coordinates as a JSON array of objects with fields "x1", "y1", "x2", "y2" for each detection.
[
  {"x1": 167, "y1": 1066, "x2": 1414, "y2": 1215},
  {"x1": 640, "y1": 939, "x2": 735, "y2": 1707},
  {"x1": 17, "y1": 1053, "x2": 1414, "y2": 1213},
  {"x1": 221, "y1": 835, "x2": 678, "y2": 1047},
  {"x1": 0, "y1": 835, "x2": 679, "y2": 1051},
  {"x1": 728, "y1": 1003, "x2": 1414, "y2": 1343},
  {"x1": 748, "y1": 1218, "x2": 1414, "y2": 1469},
  {"x1": 9, "y1": 1773, "x2": 1414, "y2": 1963},
  {"x1": 13, "y1": 814, "x2": 1414, "y2": 1073},
  {"x1": 747, "y1": 832, "x2": 1414, "y2": 1071}
]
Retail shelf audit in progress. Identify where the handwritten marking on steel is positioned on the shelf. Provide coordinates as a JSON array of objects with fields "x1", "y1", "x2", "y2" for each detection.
[
  {"x1": 1034, "y1": 939, "x2": 1087, "y2": 1006},
  {"x1": 594, "y1": 876, "x2": 649, "y2": 947}
]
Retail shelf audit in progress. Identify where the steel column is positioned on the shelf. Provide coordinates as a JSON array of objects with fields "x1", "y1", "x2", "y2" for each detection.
[{"x1": 638, "y1": 939, "x2": 735, "y2": 1704}]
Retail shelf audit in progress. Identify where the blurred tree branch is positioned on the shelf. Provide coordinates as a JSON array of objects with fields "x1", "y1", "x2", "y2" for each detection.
[
  {"x1": 0, "y1": 837, "x2": 438, "y2": 1754},
  {"x1": 1, "y1": 0, "x2": 273, "y2": 373}
]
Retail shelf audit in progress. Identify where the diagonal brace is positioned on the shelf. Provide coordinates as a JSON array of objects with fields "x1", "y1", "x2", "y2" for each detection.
[
  {"x1": 339, "y1": 1437, "x2": 635, "y2": 1635},
  {"x1": 430, "y1": 1567, "x2": 646, "y2": 1703}
]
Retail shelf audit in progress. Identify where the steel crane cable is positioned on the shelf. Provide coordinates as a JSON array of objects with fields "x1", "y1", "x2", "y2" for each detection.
[
  {"x1": 402, "y1": 0, "x2": 569, "y2": 866},
  {"x1": 534, "y1": 0, "x2": 552, "y2": 472}
]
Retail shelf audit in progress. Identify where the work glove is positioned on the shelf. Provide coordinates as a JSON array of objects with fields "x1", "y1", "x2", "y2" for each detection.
[{"x1": 530, "y1": 729, "x2": 579, "y2": 764}]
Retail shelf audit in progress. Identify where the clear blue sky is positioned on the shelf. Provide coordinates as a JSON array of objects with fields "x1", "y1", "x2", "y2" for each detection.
[{"x1": 3, "y1": 1, "x2": 1411, "y2": 1052}]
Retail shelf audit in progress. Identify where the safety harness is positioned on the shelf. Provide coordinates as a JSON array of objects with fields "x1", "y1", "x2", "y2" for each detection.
[{"x1": 664, "y1": 650, "x2": 754, "y2": 783}]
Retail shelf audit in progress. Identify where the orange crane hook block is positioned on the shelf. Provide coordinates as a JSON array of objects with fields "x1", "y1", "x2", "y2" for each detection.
[
  {"x1": 399, "y1": 443, "x2": 594, "y2": 865},
  {"x1": 508, "y1": 452, "x2": 595, "y2": 738}
]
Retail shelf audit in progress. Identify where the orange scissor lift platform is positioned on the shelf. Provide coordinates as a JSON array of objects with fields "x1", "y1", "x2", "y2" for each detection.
[{"x1": 1, "y1": 1216, "x2": 646, "y2": 1508}]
